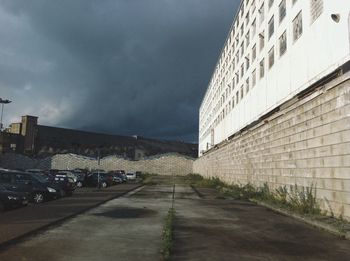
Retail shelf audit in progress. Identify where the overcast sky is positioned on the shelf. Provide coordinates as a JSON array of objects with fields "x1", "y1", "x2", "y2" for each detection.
[{"x1": 0, "y1": 0, "x2": 239, "y2": 143}]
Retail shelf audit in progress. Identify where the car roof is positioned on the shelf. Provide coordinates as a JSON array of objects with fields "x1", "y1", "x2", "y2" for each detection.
[{"x1": 0, "y1": 169, "x2": 29, "y2": 175}]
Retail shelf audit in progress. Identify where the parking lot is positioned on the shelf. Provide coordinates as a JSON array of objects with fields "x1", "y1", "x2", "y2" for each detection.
[
  {"x1": 1, "y1": 176, "x2": 350, "y2": 261},
  {"x1": 0, "y1": 183, "x2": 141, "y2": 247}
]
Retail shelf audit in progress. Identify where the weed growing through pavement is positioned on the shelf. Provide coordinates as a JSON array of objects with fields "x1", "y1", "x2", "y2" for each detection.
[
  {"x1": 162, "y1": 208, "x2": 175, "y2": 260},
  {"x1": 185, "y1": 174, "x2": 321, "y2": 216}
]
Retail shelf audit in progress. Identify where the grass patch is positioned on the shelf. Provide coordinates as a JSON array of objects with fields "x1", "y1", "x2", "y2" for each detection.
[
  {"x1": 162, "y1": 208, "x2": 175, "y2": 260},
  {"x1": 185, "y1": 173, "x2": 225, "y2": 188},
  {"x1": 141, "y1": 173, "x2": 159, "y2": 185},
  {"x1": 185, "y1": 174, "x2": 321, "y2": 216}
]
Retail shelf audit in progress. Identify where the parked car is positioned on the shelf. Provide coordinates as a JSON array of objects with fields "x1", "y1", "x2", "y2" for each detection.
[
  {"x1": 109, "y1": 173, "x2": 123, "y2": 184},
  {"x1": 126, "y1": 172, "x2": 137, "y2": 180},
  {"x1": 0, "y1": 170, "x2": 61, "y2": 203},
  {"x1": 50, "y1": 174, "x2": 76, "y2": 196},
  {"x1": 87, "y1": 172, "x2": 114, "y2": 188},
  {"x1": 115, "y1": 170, "x2": 127, "y2": 182},
  {"x1": 74, "y1": 173, "x2": 86, "y2": 188},
  {"x1": 71, "y1": 169, "x2": 88, "y2": 188},
  {"x1": 0, "y1": 184, "x2": 28, "y2": 211},
  {"x1": 57, "y1": 171, "x2": 78, "y2": 183}
]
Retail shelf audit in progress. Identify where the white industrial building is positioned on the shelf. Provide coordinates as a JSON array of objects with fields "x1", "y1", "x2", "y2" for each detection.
[{"x1": 198, "y1": 0, "x2": 350, "y2": 156}]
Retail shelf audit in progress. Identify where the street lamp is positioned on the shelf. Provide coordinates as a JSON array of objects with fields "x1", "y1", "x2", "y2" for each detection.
[{"x1": 0, "y1": 98, "x2": 12, "y2": 131}]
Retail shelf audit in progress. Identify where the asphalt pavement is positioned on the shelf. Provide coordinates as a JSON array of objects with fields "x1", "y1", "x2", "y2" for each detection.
[
  {"x1": 1, "y1": 177, "x2": 350, "y2": 261},
  {"x1": 0, "y1": 183, "x2": 141, "y2": 247}
]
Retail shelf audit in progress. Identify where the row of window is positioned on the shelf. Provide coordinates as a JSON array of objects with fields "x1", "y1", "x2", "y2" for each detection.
[
  {"x1": 211, "y1": 2, "x2": 299, "y2": 117},
  {"x1": 210, "y1": 9, "x2": 303, "y2": 132},
  {"x1": 200, "y1": 0, "x2": 302, "y2": 138}
]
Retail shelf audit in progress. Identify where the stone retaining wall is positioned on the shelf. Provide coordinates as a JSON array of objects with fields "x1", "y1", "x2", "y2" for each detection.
[
  {"x1": 194, "y1": 73, "x2": 350, "y2": 220},
  {"x1": 0, "y1": 153, "x2": 194, "y2": 176}
]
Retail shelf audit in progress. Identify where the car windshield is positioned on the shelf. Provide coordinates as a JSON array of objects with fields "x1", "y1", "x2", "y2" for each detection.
[{"x1": 31, "y1": 173, "x2": 49, "y2": 183}]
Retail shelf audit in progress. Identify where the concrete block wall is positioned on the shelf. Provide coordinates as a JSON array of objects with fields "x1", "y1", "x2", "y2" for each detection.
[
  {"x1": 194, "y1": 73, "x2": 350, "y2": 220},
  {"x1": 0, "y1": 153, "x2": 194, "y2": 176}
]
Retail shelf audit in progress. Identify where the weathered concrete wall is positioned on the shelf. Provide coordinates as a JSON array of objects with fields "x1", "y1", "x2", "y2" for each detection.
[
  {"x1": 0, "y1": 153, "x2": 194, "y2": 176},
  {"x1": 194, "y1": 74, "x2": 350, "y2": 220}
]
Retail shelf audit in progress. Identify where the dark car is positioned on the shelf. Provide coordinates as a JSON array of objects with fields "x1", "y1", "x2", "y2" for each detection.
[
  {"x1": 110, "y1": 173, "x2": 123, "y2": 184},
  {"x1": 0, "y1": 184, "x2": 28, "y2": 211},
  {"x1": 50, "y1": 174, "x2": 76, "y2": 196},
  {"x1": 87, "y1": 173, "x2": 114, "y2": 188},
  {"x1": 115, "y1": 170, "x2": 127, "y2": 182},
  {"x1": 0, "y1": 170, "x2": 61, "y2": 203},
  {"x1": 71, "y1": 170, "x2": 88, "y2": 188},
  {"x1": 108, "y1": 171, "x2": 124, "y2": 184}
]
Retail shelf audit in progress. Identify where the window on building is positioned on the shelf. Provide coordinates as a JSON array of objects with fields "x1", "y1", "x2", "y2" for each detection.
[
  {"x1": 241, "y1": 24, "x2": 244, "y2": 36},
  {"x1": 268, "y1": 0, "x2": 274, "y2": 9},
  {"x1": 252, "y1": 44, "x2": 256, "y2": 61},
  {"x1": 279, "y1": 0, "x2": 286, "y2": 23},
  {"x1": 236, "y1": 91, "x2": 239, "y2": 104},
  {"x1": 252, "y1": 19, "x2": 256, "y2": 37},
  {"x1": 246, "y1": 56, "x2": 250, "y2": 70},
  {"x1": 259, "y1": 3, "x2": 265, "y2": 25},
  {"x1": 311, "y1": 0, "x2": 323, "y2": 24},
  {"x1": 241, "y1": 42, "x2": 244, "y2": 57},
  {"x1": 268, "y1": 47, "x2": 274, "y2": 69},
  {"x1": 293, "y1": 11, "x2": 303, "y2": 42},
  {"x1": 241, "y1": 64, "x2": 244, "y2": 78},
  {"x1": 260, "y1": 59, "x2": 265, "y2": 78},
  {"x1": 246, "y1": 78, "x2": 250, "y2": 94},
  {"x1": 292, "y1": 0, "x2": 297, "y2": 5},
  {"x1": 268, "y1": 16, "x2": 274, "y2": 39},
  {"x1": 246, "y1": 12, "x2": 250, "y2": 26},
  {"x1": 252, "y1": 69, "x2": 256, "y2": 87},
  {"x1": 259, "y1": 31, "x2": 265, "y2": 51},
  {"x1": 246, "y1": 31, "x2": 250, "y2": 47},
  {"x1": 240, "y1": 86, "x2": 244, "y2": 99},
  {"x1": 232, "y1": 97, "x2": 235, "y2": 108},
  {"x1": 251, "y1": 0, "x2": 256, "y2": 14},
  {"x1": 279, "y1": 31, "x2": 287, "y2": 56}
]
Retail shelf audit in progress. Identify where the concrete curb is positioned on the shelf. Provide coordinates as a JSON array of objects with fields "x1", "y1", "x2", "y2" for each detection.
[
  {"x1": 252, "y1": 199, "x2": 350, "y2": 240},
  {"x1": 0, "y1": 184, "x2": 145, "y2": 251}
]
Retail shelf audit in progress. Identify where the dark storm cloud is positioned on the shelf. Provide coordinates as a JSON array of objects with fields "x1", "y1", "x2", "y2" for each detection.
[{"x1": 0, "y1": 0, "x2": 239, "y2": 142}]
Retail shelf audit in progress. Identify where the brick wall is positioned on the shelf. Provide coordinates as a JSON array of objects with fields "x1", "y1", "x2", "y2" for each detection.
[
  {"x1": 194, "y1": 73, "x2": 350, "y2": 220},
  {"x1": 0, "y1": 153, "x2": 194, "y2": 176}
]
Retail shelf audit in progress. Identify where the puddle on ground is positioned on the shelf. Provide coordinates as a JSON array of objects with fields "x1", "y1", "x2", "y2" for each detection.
[{"x1": 94, "y1": 207, "x2": 157, "y2": 219}]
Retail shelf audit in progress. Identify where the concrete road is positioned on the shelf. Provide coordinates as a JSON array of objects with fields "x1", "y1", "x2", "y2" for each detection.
[
  {"x1": 0, "y1": 184, "x2": 175, "y2": 261},
  {"x1": 1, "y1": 176, "x2": 350, "y2": 261},
  {"x1": 171, "y1": 187, "x2": 350, "y2": 261}
]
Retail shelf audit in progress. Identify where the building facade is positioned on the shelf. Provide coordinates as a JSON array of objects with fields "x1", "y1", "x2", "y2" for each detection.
[
  {"x1": 199, "y1": 0, "x2": 350, "y2": 156},
  {"x1": 1, "y1": 115, "x2": 198, "y2": 159}
]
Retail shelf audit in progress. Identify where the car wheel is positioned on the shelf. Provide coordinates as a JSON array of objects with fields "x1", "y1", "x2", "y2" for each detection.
[
  {"x1": 76, "y1": 181, "x2": 83, "y2": 188},
  {"x1": 101, "y1": 182, "x2": 108, "y2": 188},
  {"x1": 33, "y1": 192, "x2": 44, "y2": 204}
]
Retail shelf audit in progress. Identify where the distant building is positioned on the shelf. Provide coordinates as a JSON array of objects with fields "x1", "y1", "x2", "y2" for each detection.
[
  {"x1": 0, "y1": 115, "x2": 198, "y2": 159},
  {"x1": 199, "y1": 0, "x2": 350, "y2": 156}
]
